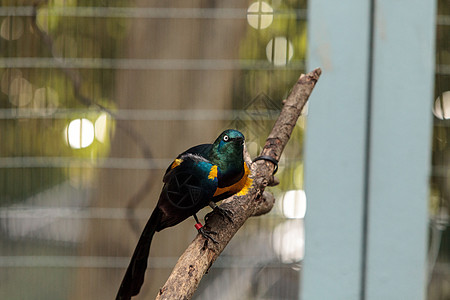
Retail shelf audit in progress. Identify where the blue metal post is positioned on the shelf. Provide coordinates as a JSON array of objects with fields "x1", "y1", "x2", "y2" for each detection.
[
  {"x1": 303, "y1": 1, "x2": 372, "y2": 299},
  {"x1": 303, "y1": 0, "x2": 436, "y2": 299},
  {"x1": 365, "y1": 1, "x2": 436, "y2": 299}
]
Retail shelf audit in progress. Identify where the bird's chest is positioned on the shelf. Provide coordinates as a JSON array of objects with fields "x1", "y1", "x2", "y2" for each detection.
[{"x1": 213, "y1": 163, "x2": 251, "y2": 198}]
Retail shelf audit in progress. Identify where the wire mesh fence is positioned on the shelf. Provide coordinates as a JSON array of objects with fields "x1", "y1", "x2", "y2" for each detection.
[
  {"x1": 0, "y1": 1, "x2": 307, "y2": 299},
  {"x1": 1, "y1": 1, "x2": 449, "y2": 299}
]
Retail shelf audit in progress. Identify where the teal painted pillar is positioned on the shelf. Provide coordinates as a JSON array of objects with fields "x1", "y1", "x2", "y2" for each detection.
[
  {"x1": 303, "y1": 0, "x2": 436, "y2": 299},
  {"x1": 365, "y1": 1, "x2": 436, "y2": 299},
  {"x1": 303, "y1": 0, "x2": 372, "y2": 299}
]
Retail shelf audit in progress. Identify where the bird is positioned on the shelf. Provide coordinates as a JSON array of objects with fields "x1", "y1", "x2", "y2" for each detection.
[{"x1": 116, "y1": 129, "x2": 252, "y2": 300}]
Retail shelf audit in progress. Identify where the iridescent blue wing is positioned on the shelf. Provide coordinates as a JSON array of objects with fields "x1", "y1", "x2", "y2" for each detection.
[
  {"x1": 163, "y1": 143, "x2": 212, "y2": 177},
  {"x1": 157, "y1": 153, "x2": 219, "y2": 230}
]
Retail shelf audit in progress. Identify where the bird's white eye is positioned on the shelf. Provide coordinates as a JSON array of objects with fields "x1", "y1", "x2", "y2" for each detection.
[{"x1": 223, "y1": 135, "x2": 229, "y2": 142}]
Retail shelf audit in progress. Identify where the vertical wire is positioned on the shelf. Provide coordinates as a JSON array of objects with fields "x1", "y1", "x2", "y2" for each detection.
[{"x1": 360, "y1": 0, "x2": 376, "y2": 299}]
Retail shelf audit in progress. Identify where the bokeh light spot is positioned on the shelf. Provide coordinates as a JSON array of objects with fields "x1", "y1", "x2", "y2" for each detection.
[
  {"x1": 0, "y1": 17, "x2": 24, "y2": 40},
  {"x1": 95, "y1": 113, "x2": 109, "y2": 143},
  {"x1": 266, "y1": 36, "x2": 294, "y2": 66},
  {"x1": 1, "y1": 69, "x2": 22, "y2": 95},
  {"x1": 66, "y1": 119, "x2": 95, "y2": 149},
  {"x1": 281, "y1": 190, "x2": 307, "y2": 219},
  {"x1": 9, "y1": 77, "x2": 33, "y2": 107},
  {"x1": 433, "y1": 91, "x2": 450, "y2": 120},
  {"x1": 33, "y1": 87, "x2": 59, "y2": 115},
  {"x1": 247, "y1": 1, "x2": 274, "y2": 30},
  {"x1": 272, "y1": 220, "x2": 305, "y2": 263}
]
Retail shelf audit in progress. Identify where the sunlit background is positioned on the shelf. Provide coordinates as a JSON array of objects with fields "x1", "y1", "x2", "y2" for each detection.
[{"x1": 0, "y1": 1, "x2": 448, "y2": 300}]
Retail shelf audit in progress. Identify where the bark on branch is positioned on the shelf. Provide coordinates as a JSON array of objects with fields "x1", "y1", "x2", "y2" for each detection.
[{"x1": 155, "y1": 68, "x2": 322, "y2": 300}]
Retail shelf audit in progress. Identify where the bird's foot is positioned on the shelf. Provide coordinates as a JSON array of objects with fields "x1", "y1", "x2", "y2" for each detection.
[
  {"x1": 194, "y1": 214, "x2": 218, "y2": 244},
  {"x1": 196, "y1": 224, "x2": 218, "y2": 244},
  {"x1": 206, "y1": 202, "x2": 233, "y2": 223}
]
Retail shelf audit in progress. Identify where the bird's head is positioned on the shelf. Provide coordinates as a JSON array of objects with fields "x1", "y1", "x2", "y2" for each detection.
[{"x1": 209, "y1": 129, "x2": 245, "y2": 169}]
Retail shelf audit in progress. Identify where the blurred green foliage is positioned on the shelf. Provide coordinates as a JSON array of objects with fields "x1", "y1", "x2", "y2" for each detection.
[
  {"x1": 432, "y1": 0, "x2": 450, "y2": 215},
  {"x1": 0, "y1": 0, "x2": 127, "y2": 203},
  {"x1": 0, "y1": 0, "x2": 309, "y2": 205},
  {"x1": 234, "y1": 0, "x2": 307, "y2": 196},
  {"x1": 429, "y1": 2, "x2": 450, "y2": 299}
]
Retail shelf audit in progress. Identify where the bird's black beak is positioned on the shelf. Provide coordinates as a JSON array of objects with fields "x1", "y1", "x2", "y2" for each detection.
[{"x1": 232, "y1": 136, "x2": 244, "y2": 145}]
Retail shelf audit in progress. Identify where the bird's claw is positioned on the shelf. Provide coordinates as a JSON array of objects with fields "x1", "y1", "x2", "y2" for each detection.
[
  {"x1": 205, "y1": 206, "x2": 233, "y2": 223},
  {"x1": 215, "y1": 206, "x2": 234, "y2": 222},
  {"x1": 198, "y1": 227, "x2": 218, "y2": 244}
]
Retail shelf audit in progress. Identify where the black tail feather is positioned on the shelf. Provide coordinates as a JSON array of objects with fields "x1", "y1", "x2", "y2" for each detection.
[{"x1": 116, "y1": 207, "x2": 162, "y2": 300}]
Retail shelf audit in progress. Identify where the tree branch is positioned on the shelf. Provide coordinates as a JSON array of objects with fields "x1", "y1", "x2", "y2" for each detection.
[{"x1": 155, "y1": 68, "x2": 321, "y2": 300}]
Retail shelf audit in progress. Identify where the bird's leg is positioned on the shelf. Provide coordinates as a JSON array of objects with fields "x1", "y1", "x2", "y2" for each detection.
[
  {"x1": 205, "y1": 201, "x2": 233, "y2": 223},
  {"x1": 193, "y1": 214, "x2": 218, "y2": 244}
]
